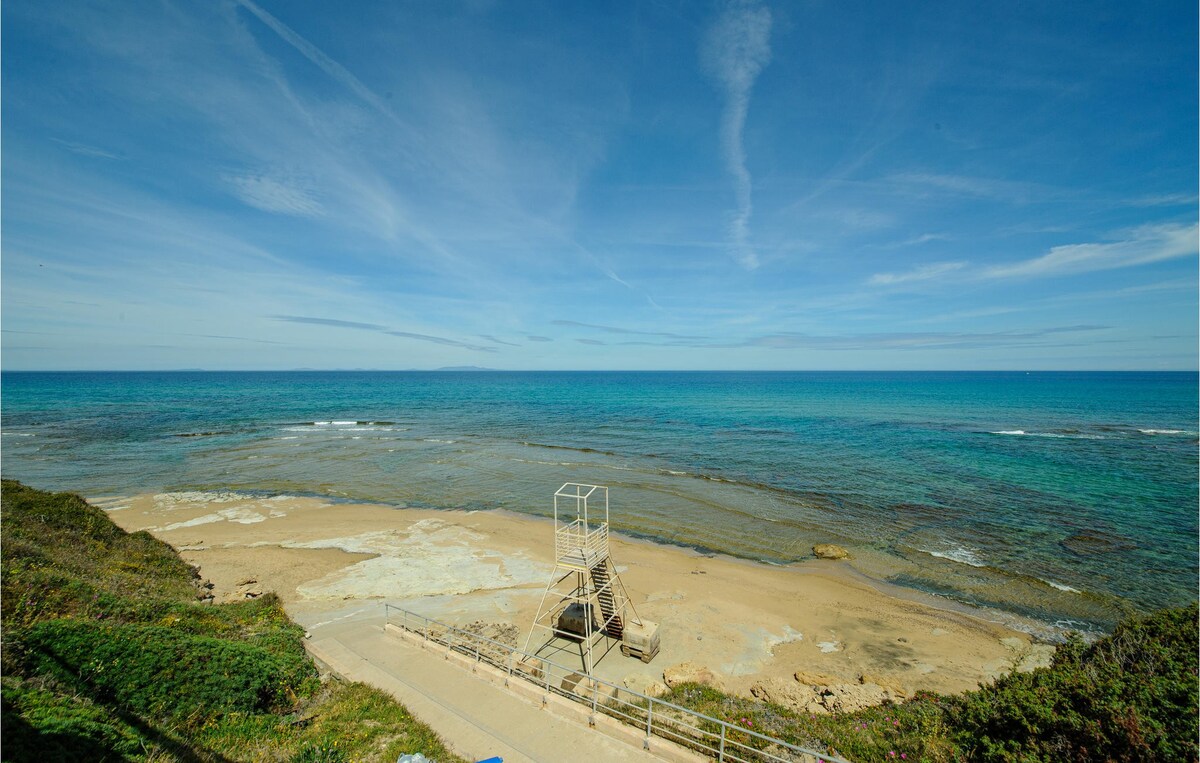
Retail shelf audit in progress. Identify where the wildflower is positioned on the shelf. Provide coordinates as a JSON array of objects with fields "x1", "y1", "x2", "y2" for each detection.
[
  {"x1": 901, "y1": 755, "x2": 908, "y2": 760},
  {"x1": 889, "y1": 753, "x2": 896, "y2": 758}
]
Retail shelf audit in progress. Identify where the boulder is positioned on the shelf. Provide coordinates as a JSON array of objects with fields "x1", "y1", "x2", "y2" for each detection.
[
  {"x1": 624, "y1": 673, "x2": 670, "y2": 698},
  {"x1": 662, "y1": 661, "x2": 723, "y2": 690},
  {"x1": 793, "y1": 671, "x2": 843, "y2": 686},
  {"x1": 814, "y1": 682, "x2": 893, "y2": 713},
  {"x1": 858, "y1": 673, "x2": 909, "y2": 698},
  {"x1": 751, "y1": 678, "x2": 826, "y2": 714},
  {"x1": 754, "y1": 671, "x2": 906, "y2": 714},
  {"x1": 812, "y1": 544, "x2": 849, "y2": 560}
]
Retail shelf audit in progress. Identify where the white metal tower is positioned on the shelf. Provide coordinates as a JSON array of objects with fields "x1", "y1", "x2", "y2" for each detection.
[{"x1": 523, "y1": 483, "x2": 644, "y2": 675}]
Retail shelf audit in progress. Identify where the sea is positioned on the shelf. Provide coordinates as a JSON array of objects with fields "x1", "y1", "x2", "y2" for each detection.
[{"x1": 2, "y1": 370, "x2": 1196, "y2": 636}]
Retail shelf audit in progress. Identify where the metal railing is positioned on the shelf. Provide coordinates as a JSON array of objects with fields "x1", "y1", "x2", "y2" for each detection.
[
  {"x1": 555, "y1": 519, "x2": 609, "y2": 564},
  {"x1": 382, "y1": 604, "x2": 852, "y2": 763}
]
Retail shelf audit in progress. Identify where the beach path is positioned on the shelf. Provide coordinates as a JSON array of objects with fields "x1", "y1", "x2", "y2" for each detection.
[{"x1": 305, "y1": 607, "x2": 683, "y2": 763}]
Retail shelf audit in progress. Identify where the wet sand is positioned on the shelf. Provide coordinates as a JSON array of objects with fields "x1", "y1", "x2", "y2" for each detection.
[{"x1": 97, "y1": 491, "x2": 1053, "y2": 699}]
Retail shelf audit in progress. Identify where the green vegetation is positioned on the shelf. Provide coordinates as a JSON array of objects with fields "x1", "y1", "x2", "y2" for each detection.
[
  {"x1": 662, "y1": 604, "x2": 1198, "y2": 762},
  {"x1": 1, "y1": 480, "x2": 464, "y2": 762}
]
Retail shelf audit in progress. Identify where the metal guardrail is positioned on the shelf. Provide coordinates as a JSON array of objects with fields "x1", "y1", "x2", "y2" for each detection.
[
  {"x1": 383, "y1": 604, "x2": 852, "y2": 763},
  {"x1": 555, "y1": 518, "x2": 609, "y2": 562}
]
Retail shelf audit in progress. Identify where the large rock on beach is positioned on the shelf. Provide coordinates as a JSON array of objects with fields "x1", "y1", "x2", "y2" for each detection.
[
  {"x1": 751, "y1": 678, "x2": 826, "y2": 714},
  {"x1": 624, "y1": 673, "x2": 669, "y2": 697},
  {"x1": 812, "y1": 544, "x2": 850, "y2": 560},
  {"x1": 753, "y1": 671, "x2": 905, "y2": 714},
  {"x1": 663, "y1": 661, "x2": 723, "y2": 690}
]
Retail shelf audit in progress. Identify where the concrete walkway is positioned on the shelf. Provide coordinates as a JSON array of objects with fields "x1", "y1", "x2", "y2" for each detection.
[{"x1": 303, "y1": 607, "x2": 686, "y2": 763}]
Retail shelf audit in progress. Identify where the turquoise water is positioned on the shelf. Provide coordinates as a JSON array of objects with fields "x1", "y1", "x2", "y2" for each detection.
[{"x1": 2, "y1": 371, "x2": 1196, "y2": 634}]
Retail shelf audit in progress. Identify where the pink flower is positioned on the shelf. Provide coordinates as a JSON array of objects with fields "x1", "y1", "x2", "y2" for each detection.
[{"x1": 889, "y1": 753, "x2": 896, "y2": 758}]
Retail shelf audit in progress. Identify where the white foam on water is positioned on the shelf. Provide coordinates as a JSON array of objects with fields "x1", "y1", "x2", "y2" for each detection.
[
  {"x1": 991, "y1": 430, "x2": 1104, "y2": 440},
  {"x1": 154, "y1": 490, "x2": 248, "y2": 509},
  {"x1": 924, "y1": 543, "x2": 988, "y2": 568},
  {"x1": 1041, "y1": 578, "x2": 1081, "y2": 593},
  {"x1": 1139, "y1": 428, "x2": 1194, "y2": 435}
]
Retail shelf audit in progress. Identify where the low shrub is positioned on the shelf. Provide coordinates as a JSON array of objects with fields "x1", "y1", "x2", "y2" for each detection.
[{"x1": 948, "y1": 604, "x2": 1199, "y2": 762}]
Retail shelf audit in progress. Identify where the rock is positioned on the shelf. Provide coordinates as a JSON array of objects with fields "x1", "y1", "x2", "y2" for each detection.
[
  {"x1": 760, "y1": 671, "x2": 906, "y2": 713},
  {"x1": 812, "y1": 544, "x2": 849, "y2": 560},
  {"x1": 814, "y1": 682, "x2": 894, "y2": 713},
  {"x1": 663, "y1": 661, "x2": 723, "y2": 690},
  {"x1": 236, "y1": 578, "x2": 257, "y2": 586},
  {"x1": 793, "y1": 671, "x2": 842, "y2": 687},
  {"x1": 858, "y1": 673, "x2": 909, "y2": 698},
  {"x1": 626, "y1": 674, "x2": 671, "y2": 697},
  {"x1": 751, "y1": 678, "x2": 826, "y2": 714},
  {"x1": 1060, "y1": 531, "x2": 1134, "y2": 556}
]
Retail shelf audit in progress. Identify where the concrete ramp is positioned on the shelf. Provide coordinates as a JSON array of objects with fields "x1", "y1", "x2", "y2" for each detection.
[{"x1": 304, "y1": 609, "x2": 687, "y2": 763}]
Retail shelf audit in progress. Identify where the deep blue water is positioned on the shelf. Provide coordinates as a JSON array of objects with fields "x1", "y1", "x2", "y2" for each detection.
[{"x1": 2, "y1": 370, "x2": 1196, "y2": 633}]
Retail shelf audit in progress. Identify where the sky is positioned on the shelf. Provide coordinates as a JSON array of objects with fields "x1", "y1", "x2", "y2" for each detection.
[{"x1": 2, "y1": 0, "x2": 1197, "y2": 371}]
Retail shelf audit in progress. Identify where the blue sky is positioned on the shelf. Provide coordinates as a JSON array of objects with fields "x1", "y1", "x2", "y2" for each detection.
[{"x1": 2, "y1": 0, "x2": 1196, "y2": 370}]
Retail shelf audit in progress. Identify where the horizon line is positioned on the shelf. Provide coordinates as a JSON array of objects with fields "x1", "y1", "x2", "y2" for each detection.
[{"x1": 2, "y1": 368, "x2": 1196, "y2": 374}]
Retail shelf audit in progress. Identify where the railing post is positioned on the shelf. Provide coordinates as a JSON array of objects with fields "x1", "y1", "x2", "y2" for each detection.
[
  {"x1": 719, "y1": 723, "x2": 727, "y2": 761},
  {"x1": 590, "y1": 680, "x2": 598, "y2": 726},
  {"x1": 645, "y1": 700, "x2": 652, "y2": 749}
]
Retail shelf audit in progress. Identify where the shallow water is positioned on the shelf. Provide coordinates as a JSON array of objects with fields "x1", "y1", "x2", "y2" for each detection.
[{"x1": 2, "y1": 370, "x2": 1196, "y2": 633}]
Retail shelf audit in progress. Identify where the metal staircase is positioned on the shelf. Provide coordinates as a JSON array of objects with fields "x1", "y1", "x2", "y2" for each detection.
[{"x1": 590, "y1": 561, "x2": 624, "y2": 639}]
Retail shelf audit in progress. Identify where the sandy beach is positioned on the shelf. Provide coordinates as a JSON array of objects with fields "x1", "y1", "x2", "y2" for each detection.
[{"x1": 97, "y1": 491, "x2": 1054, "y2": 705}]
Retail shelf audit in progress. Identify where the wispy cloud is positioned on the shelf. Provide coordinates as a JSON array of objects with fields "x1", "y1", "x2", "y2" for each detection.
[
  {"x1": 1129, "y1": 193, "x2": 1198, "y2": 208},
  {"x1": 722, "y1": 325, "x2": 1107, "y2": 351},
  {"x1": 386, "y1": 331, "x2": 496, "y2": 352},
  {"x1": 50, "y1": 138, "x2": 121, "y2": 160},
  {"x1": 527, "y1": 335, "x2": 553, "y2": 343},
  {"x1": 184, "y1": 333, "x2": 287, "y2": 345},
  {"x1": 702, "y1": 0, "x2": 772, "y2": 270},
  {"x1": 479, "y1": 334, "x2": 521, "y2": 347},
  {"x1": 226, "y1": 173, "x2": 323, "y2": 217},
  {"x1": 552, "y1": 319, "x2": 709, "y2": 340},
  {"x1": 887, "y1": 172, "x2": 1045, "y2": 203},
  {"x1": 576, "y1": 338, "x2": 606, "y2": 346},
  {"x1": 984, "y1": 223, "x2": 1198, "y2": 279},
  {"x1": 272, "y1": 315, "x2": 494, "y2": 352},
  {"x1": 869, "y1": 261, "x2": 965, "y2": 286},
  {"x1": 273, "y1": 315, "x2": 388, "y2": 331},
  {"x1": 232, "y1": 0, "x2": 408, "y2": 132}
]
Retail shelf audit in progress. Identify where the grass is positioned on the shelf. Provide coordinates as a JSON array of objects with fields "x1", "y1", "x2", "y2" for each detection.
[{"x1": 1, "y1": 480, "x2": 466, "y2": 763}]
